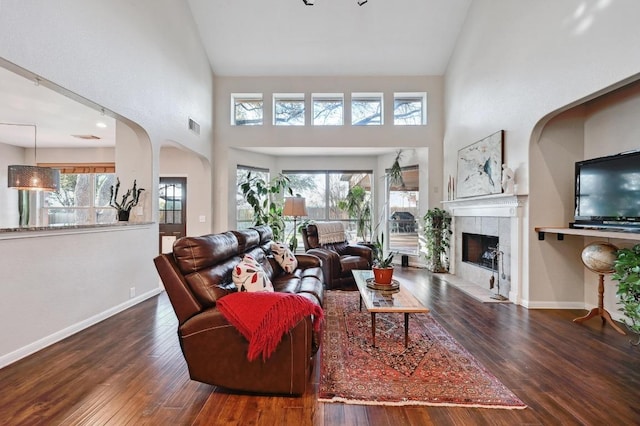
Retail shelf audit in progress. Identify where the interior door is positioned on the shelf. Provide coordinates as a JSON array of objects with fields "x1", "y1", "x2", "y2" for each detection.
[{"x1": 159, "y1": 177, "x2": 186, "y2": 253}]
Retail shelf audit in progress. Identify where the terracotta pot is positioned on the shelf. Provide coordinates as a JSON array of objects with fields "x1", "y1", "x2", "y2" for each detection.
[{"x1": 372, "y1": 266, "x2": 394, "y2": 285}]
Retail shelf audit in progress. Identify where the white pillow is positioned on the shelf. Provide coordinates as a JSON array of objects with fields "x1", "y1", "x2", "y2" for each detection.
[
  {"x1": 271, "y1": 242, "x2": 298, "y2": 273},
  {"x1": 232, "y1": 255, "x2": 274, "y2": 292}
]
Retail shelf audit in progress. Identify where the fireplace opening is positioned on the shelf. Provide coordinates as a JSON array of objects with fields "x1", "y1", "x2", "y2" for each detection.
[{"x1": 462, "y1": 232, "x2": 499, "y2": 271}]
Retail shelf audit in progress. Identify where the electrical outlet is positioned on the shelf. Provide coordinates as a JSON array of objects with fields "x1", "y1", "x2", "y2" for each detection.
[{"x1": 129, "y1": 287, "x2": 136, "y2": 298}]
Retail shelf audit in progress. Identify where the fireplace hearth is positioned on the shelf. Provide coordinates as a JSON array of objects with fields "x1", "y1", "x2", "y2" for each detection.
[{"x1": 462, "y1": 233, "x2": 499, "y2": 271}]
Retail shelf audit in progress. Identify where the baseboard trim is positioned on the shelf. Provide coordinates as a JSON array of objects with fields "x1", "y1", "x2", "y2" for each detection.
[
  {"x1": 524, "y1": 301, "x2": 592, "y2": 309},
  {"x1": 0, "y1": 287, "x2": 163, "y2": 369}
]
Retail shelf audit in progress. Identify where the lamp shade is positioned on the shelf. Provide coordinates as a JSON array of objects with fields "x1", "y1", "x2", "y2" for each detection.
[
  {"x1": 8, "y1": 165, "x2": 60, "y2": 191},
  {"x1": 283, "y1": 196, "x2": 307, "y2": 217}
]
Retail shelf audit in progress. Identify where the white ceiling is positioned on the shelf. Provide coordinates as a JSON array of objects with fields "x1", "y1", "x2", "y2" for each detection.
[
  {"x1": 188, "y1": 0, "x2": 471, "y2": 76},
  {"x1": 0, "y1": 66, "x2": 115, "y2": 149},
  {"x1": 0, "y1": 0, "x2": 470, "y2": 155}
]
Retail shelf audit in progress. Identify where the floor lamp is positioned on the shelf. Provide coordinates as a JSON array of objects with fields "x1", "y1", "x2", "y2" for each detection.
[{"x1": 283, "y1": 196, "x2": 307, "y2": 251}]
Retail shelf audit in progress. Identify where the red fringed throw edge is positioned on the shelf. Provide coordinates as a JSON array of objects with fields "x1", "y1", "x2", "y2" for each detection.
[{"x1": 217, "y1": 292, "x2": 324, "y2": 361}]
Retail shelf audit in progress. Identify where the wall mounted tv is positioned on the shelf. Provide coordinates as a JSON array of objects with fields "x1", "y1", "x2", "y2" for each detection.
[{"x1": 573, "y1": 150, "x2": 640, "y2": 231}]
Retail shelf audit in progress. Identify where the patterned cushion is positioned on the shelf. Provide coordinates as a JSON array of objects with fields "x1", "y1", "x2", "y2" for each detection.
[
  {"x1": 271, "y1": 242, "x2": 298, "y2": 274},
  {"x1": 232, "y1": 255, "x2": 274, "y2": 292}
]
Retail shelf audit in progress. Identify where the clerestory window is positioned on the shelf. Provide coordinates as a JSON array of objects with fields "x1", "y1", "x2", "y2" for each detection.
[
  {"x1": 312, "y1": 93, "x2": 344, "y2": 126},
  {"x1": 273, "y1": 93, "x2": 305, "y2": 126},
  {"x1": 393, "y1": 92, "x2": 427, "y2": 125},
  {"x1": 351, "y1": 92, "x2": 383, "y2": 126},
  {"x1": 231, "y1": 93, "x2": 263, "y2": 126}
]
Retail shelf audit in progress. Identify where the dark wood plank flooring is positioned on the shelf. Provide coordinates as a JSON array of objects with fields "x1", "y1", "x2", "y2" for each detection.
[{"x1": 1, "y1": 267, "x2": 639, "y2": 425}]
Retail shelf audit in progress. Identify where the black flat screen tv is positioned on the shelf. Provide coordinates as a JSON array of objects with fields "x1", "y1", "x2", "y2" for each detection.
[{"x1": 573, "y1": 150, "x2": 640, "y2": 230}]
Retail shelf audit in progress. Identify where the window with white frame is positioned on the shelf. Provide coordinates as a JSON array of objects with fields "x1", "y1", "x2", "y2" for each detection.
[
  {"x1": 393, "y1": 92, "x2": 427, "y2": 125},
  {"x1": 312, "y1": 93, "x2": 344, "y2": 126},
  {"x1": 273, "y1": 93, "x2": 305, "y2": 126},
  {"x1": 351, "y1": 92, "x2": 383, "y2": 126},
  {"x1": 283, "y1": 170, "x2": 373, "y2": 243},
  {"x1": 42, "y1": 164, "x2": 116, "y2": 225},
  {"x1": 387, "y1": 165, "x2": 419, "y2": 254},
  {"x1": 231, "y1": 93, "x2": 263, "y2": 126}
]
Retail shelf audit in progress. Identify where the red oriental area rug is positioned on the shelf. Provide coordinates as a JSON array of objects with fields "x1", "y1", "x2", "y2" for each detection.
[{"x1": 318, "y1": 291, "x2": 527, "y2": 409}]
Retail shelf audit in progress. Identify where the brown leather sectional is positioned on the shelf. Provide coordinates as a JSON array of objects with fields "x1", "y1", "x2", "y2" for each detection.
[{"x1": 153, "y1": 225, "x2": 324, "y2": 395}]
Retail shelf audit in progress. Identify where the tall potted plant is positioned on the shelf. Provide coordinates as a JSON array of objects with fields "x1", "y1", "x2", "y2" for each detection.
[
  {"x1": 338, "y1": 185, "x2": 371, "y2": 243},
  {"x1": 421, "y1": 207, "x2": 452, "y2": 273},
  {"x1": 239, "y1": 172, "x2": 292, "y2": 242},
  {"x1": 612, "y1": 243, "x2": 640, "y2": 345}
]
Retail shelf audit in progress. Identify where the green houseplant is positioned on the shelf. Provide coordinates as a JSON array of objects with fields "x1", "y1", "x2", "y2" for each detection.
[
  {"x1": 372, "y1": 232, "x2": 395, "y2": 284},
  {"x1": 421, "y1": 207, "x2": 452, "y2": 273},
  {"x1": 109, "y1": 178, "x2": 144, "y2": 222},
  {"x1": 239, "y1": 172, "x2": 292, "y2": 242},
  {"x1": 387, "y1": 150, "x2": 405, "y2": 188},
  {"x1": 338, "y1": 185, "x2": 371, "y2": 243},
  {"x1": 612, "y1": 243, "x2": 640, "y2": 345}
]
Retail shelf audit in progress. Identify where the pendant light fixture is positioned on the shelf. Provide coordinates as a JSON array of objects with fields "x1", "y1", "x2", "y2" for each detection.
[{"x1": 3, "y1": 122, "x2": 60, "y2": 191}]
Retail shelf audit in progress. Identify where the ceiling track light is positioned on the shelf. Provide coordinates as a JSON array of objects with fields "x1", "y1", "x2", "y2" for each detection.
[{"x1": 302, "y1": 0, "x2": 368, "y2": 6}]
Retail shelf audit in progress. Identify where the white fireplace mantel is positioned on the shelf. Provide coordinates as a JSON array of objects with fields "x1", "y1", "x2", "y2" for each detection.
[
  {"x1": 442, "y1": 193, "x2": 526, "y2": 218},
  {"x1": 441, "y1": 193, "x2": 528, "y2": 304}
]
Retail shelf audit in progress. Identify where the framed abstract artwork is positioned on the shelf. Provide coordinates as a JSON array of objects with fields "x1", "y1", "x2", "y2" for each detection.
[{"x1": 456, "y1": 130, "x2": 504, "y2": 198}]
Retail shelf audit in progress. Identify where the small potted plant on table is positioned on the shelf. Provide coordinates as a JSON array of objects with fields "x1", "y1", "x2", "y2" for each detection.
[{"x1": 372, "y1": 233, "x2": 395, "y2": 285}]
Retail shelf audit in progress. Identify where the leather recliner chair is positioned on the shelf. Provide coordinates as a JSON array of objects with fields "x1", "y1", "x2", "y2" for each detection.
[{"x1": 301, "y1": 222, "x2": 372, "y2": 290}]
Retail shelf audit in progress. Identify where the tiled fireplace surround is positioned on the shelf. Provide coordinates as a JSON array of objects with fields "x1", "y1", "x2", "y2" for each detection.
[{"x1": 443, "y1": 194, "x2": 526, "y2": 303}]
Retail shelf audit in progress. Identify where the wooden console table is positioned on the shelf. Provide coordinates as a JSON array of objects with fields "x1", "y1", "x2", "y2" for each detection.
[{"x1": 535, "y1": 226, "x2": 640, "y2": 241}]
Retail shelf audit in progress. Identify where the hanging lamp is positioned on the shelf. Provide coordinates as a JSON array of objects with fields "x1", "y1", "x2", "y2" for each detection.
[{"x1": 3, "y1": 123, "x2": 60, "y2": 191}]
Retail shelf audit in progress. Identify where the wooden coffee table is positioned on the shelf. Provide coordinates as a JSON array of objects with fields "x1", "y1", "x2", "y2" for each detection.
[{"x1": 352, "y1": 270, "x2": 430, "y2": 348}]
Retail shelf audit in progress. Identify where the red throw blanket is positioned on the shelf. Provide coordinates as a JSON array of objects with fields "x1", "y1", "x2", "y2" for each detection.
[{"x1": 217, "y1": 292, "x2": 324, "y2": 362}]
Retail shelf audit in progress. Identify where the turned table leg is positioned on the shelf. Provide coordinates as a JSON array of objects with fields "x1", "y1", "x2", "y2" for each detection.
[{"x1": 573, "y1": 273, "x2": 626, "y2": 335}]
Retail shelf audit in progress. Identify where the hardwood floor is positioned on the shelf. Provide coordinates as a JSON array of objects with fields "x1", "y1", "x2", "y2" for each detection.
[{"x1": 1, "y1": 267, "x2": 639, "y2": 425}]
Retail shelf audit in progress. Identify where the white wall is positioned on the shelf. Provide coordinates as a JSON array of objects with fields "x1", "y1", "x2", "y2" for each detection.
[
  {"x1": 160, "y1": 146, "x2": 212, "y2": 236},
  {"x1": 445, "y1": 0, "x2": 640, "y2": 307},
  {"x1": 213, "y1": 76, "x2": 444, "y2": 231},
  {"x1": 0, "y1": 0, "x2": 213, "y2": 366},
  {"x1": 0, "y1": 143, "x2": 24, "y2": 228}
]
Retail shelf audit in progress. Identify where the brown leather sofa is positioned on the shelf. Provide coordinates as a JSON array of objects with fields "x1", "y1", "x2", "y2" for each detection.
[
  {"x1": 301, "y1": 223, "x2": 372, "y2": 290},
  {"x1": 153, "y1": 225, "x2": 324, "y2": 395}
]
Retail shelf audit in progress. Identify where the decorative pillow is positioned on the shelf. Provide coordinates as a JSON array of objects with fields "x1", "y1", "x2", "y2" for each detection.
[
  {"x1": 232, "y1": 255, "x2": 274, "y2": 293},
  {"x1": 271, "y1": 242, "x2": 298, "y2": 273}
]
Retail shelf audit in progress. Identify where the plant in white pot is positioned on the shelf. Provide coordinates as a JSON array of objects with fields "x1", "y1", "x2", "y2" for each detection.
[{"x1": 109, "y1": 178, "x2": 144, "y2": 222}]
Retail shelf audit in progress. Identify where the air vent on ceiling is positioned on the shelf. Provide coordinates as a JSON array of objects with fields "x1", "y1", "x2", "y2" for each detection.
[
  {"x1": 188, "y1": 118, "x2": 200, "y2": 135},
  {"x1": 71, "y1": 134, "x2": 101, "y2": 140}
]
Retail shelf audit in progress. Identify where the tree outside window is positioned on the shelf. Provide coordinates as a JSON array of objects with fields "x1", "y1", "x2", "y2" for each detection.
[
  {"x1": 352, "y1": 93, "x2": 383, "y2": 126},
  {"x1": 274, "y1": 93, "x2": 305, "y2": 126},
  {"x1": 394, "y1": 92, "x2": 427, "y2": 125},
  {"x1": 285, "y1": 170, "x2": 372, "y2": 242},
  {"x1": 312, "y1": 94, "x2": 344, "y2": 126},
  {"x1": 232, "y1": 93, "x2": 263, "y2": 126},
  {"x1": 45, "y1": 172, "x2": 116, "y2": 225}
]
